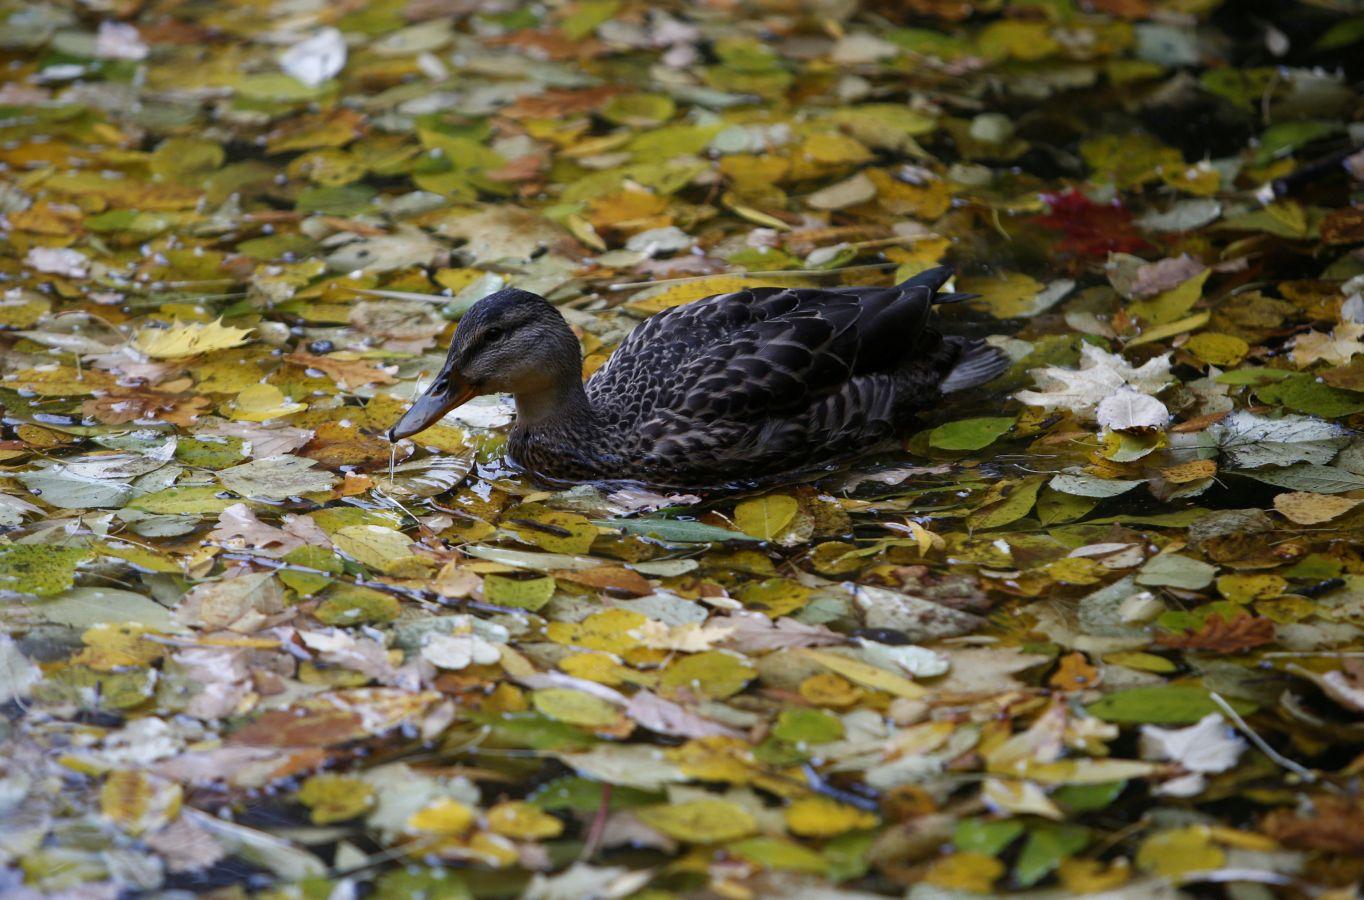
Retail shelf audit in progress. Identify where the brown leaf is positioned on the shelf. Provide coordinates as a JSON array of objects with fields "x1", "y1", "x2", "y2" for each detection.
[
  {"x1": 1049, "y1": 652, "x2": 1101, "y2": 691},
  {"x1": 718, "y1": 612, "x2": 844, "y2": 651},
  {"x1": 1320, "y1": 208, "x2": 1364, "y2": 245},
  {"x1": 230, "y1": 689, "x2": 440, "y2": 747},
  {"x1": 285, "y1": 351, "x2": 397, "y2": 391},
  {"x1": 1263, "y1": 796, "x2": 1364, "y2": 854},
  {"x1": 553, "y1": 565, "x2": 653, "y2": 596},
  {"x1": 82, "y1": 389, "x2": 209, "y2": 426},
  {"x1": 1156, "y1": 612, "x2": 1275, "y2": 653}
]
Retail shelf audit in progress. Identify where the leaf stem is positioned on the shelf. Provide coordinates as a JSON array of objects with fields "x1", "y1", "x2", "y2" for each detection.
[{"x1": 1209, "y1": 692, "x2": 1317, "y2": 784}]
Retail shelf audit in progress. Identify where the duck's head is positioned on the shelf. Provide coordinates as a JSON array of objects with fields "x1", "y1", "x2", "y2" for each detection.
[{"x1": 387, "y1": 288, "x2": 581, "y2": 441}]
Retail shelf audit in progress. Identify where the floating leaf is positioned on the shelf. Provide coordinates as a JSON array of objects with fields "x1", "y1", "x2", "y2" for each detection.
[
  {"x1": 733, "y1": 495, "x2": 798, "y2": 540},
  {"x1": 135, "y1": 320, "x2": 253, "y2": 359},
  {"x1": 637, "y1": 800, "x2": 757, "y2": 843},
  {"x1": 1088, "y1": 686, "x2": 1256, "y2": 725}
]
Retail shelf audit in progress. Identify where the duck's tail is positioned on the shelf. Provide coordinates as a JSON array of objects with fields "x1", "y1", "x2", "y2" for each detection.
[
  {"x1": 897, "y1": 265, "x2": 980, "y2": 305},
  {"x1": 940, "y1": 337, "x2": 1010, "y2": 393}
]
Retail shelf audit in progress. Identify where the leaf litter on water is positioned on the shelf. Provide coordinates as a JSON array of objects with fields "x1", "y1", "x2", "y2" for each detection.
[{"x1": 1, "y1": 0, "x2": 1364, "y2": 896}]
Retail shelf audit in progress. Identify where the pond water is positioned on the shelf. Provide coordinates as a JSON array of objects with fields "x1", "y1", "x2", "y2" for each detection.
[{"x1": 2, "y1": 1, "x2": 1364, "y2": 897}]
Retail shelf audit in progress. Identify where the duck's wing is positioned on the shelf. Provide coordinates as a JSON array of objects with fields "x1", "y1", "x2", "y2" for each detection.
[{"x1": 589, "y1": 266, "x2": 963, "y2": 422}]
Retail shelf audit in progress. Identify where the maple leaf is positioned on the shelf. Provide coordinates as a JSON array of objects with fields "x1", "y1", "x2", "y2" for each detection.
[
  {"x1": 1015, "y1": 344, "x2": 1172, "y2": 419},
  {"x1": 134, "y1": 319, "x2": 253, "y2": 359},
  {"x1": 1156, "y1": 612, "x2": 1275, "y2": 653},
  {"x1": 1033, "y1": 189, "x2": 1151, "y2": 258}
]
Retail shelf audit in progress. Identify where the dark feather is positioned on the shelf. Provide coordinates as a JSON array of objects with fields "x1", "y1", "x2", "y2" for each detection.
[{"x1": 526, "y1": 268, "x2": 1009, "y2": 485}]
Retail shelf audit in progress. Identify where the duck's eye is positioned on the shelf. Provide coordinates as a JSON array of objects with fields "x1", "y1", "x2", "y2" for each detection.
[{"x1": 485, "y1": 326, "x2": 504, "y2": 342}]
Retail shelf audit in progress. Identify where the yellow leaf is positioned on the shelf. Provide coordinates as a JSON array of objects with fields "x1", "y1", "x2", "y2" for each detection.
[
  {"x1": 1129, "y1": 269, "x2": 1210, "y2": 325},
  {"x1": 486, "y1": 801, "x2": 564, "y2": 840},
  {"x1": 531, "y1": 688, "x2": 622, "y2": 727},
  {"x1": 559, "y1": 651, "x2": 654, "y2": 687},
  {"x1": 734, "y1": 494, "x2": 798, "y2": 540},
  {"x1": 667, "y1": 737, "x2": 762, "y2": 785},
  {"x1": 73, "y1": 624, "x2": 165, "y2": 672},
  {"x1": 1273, "y1": 491, "x2": 1362, "y2": 525},
  {"x1": 332, "y1": 524, "x2": 430, "y2": 575},
  {"x1": 407, "y1": 799, "x2": 476, "y2": 835},
  {"x1": 1059, "y1": 857, "x2": 1131, "y2": 893},
  {"x1": 784, "y1": 796, "x2": 878, "y2": 837},
  {"x1": 659, "y1": 650, "x2": 756, "y2": 699},
  {"x1": 296, "y1": 774, "x2": 374, "y2": 825},
  {"x1": 801, "y1": 649, "x2": 927, "y2": 700},
  {"x1": 636, "y1": 799, "x2": 757, "y2": 843},
  {"x1": 1216, "y1": 573, "x2": 1286, "y2": 603},
  {"x1": 507, "y1": 509, "x2": 598, "y2": 554},
  {"x1": 1184, "y1": 332, "x2": 1249, "y2": 367},
  {"x1": 979, "y1": 20, "x2": 1060, "y2": 60},
  {"x1": 1160, "y1": 459, "x2": 1217, "y2": 484},
  {"x1": 1126, "y1": 311, "x2": 1211, "y2": 347},
  {"x1": 229, "y1": 383, "x2": 308, "y2": 421},
  {"x1": 959, "y1": 272, "x2": 1044, "y2": 318},
  {"x1": 135, "y1": 318, "x2": 253, "y2": 358},
  {"x1": 1136, "y1": 826, "x2": 1225, "y2": 878},
  {"x1": 798, "y1": 672, "x2": 864, "y2": 707},
  {"x1": 545, "y1": 609, "x2": 648, "y2": 654},
  {"x1": 483, "y1": 574, "x2": 556, "y2": 611},
  {"x1": 923, "y1": 852, "x2": 1006, "y2": 892},
  {"x1": 101, "y1": 770, "x2": 182, "y2": 835}
]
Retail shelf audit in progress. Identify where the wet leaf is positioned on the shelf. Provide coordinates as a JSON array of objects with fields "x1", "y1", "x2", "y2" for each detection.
[{"x1": 733, "y1": 495, "x2": 799, "y2": 540}]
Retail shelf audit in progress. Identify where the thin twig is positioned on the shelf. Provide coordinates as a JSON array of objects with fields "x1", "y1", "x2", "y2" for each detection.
[
  {"x1": 580, "y1": 783, "x2": 612, "y2": 861},
  {"x1": 1209, "y1": 692, "x2": 1317, "y2": 784}
]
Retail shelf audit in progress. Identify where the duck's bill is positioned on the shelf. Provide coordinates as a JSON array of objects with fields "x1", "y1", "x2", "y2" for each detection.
[{"x1": 386, "y1": 373, "x2": 478, "y2": 441}]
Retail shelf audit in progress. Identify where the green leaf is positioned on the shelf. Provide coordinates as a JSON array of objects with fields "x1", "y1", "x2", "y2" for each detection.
[
  {"x1": 772, "y1": 707, "x2": 844, "y2": 744},
  {"x1": 1136, "y1": 553, "x2": 1216, "y2": 590},
  {"x1": 969, "y1": 476, "x2": 1045, "y2": 529},
  {"x1": 928, "y1": 416, "x2": 1016, "y2": 451},
  {"x1": 1087, "y1": 685, "x2": 1256, "y2": 725},
  {"x1": 728, "y1": 836, "x2": 827, "y2": 873},
  {"x1": 483, "y1": 574, "x2": 556, "y2": 611},
  {"x1": 593, "y1": 517, "x2": 758, "y2": 543},
  {"x1": 127, "y1": 485, "x2": 237, "y2": 516},
  {"x1": 218, "y1": 455, "x2": 337, "y2": 500},
  {"x1": 1016, "y1": 823, "x2": 1090, "y2": 887},
  {"x1": 34, "y1": 587, "x2": 180, "y2": 631},
  {"x1": 954, "y1": 818, "x2": 1025, "y2": 855},
  {"x1": 1053, "y1": 781, "x2": 1126, "y2": 812},
  {"x1": 0, "y1": 545, "x2": 93, "y2": 597},
  {"x1": 1257, "y1": 373, "x2": 1364, "y2": 418},
  {"x1": 1237, "y1": 464, "x2": 1364, "y2": 494}
]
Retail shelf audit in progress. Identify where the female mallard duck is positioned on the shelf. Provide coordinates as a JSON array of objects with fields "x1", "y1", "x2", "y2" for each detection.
[{"x1": 388, "y1": 266, "x2": 1008, "y2": 488}]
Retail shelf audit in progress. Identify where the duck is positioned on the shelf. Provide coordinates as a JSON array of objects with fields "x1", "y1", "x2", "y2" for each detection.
[{"x1": 387, "y1": 266, "x2": 1009, "y2": 488}]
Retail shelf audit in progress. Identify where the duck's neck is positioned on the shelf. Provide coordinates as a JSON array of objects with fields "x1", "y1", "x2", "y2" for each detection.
[{"x1": 511, "y1": 378, "x2": 595, "y2": 434}]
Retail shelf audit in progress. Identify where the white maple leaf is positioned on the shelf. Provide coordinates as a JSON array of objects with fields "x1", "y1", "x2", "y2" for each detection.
[{"x1": 1016, "y1": 344, "x2": 1172, "y2": 419}]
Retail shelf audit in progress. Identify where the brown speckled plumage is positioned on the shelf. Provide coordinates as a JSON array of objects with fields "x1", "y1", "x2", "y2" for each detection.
[{"x1": 389, "y1": 267, "x2": 1008, "y2": 488}]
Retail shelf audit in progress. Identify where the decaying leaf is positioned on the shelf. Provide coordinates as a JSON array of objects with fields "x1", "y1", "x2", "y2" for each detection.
[{"x1": 3, "y1": 2, "x2": 1363, "y2": 895}]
